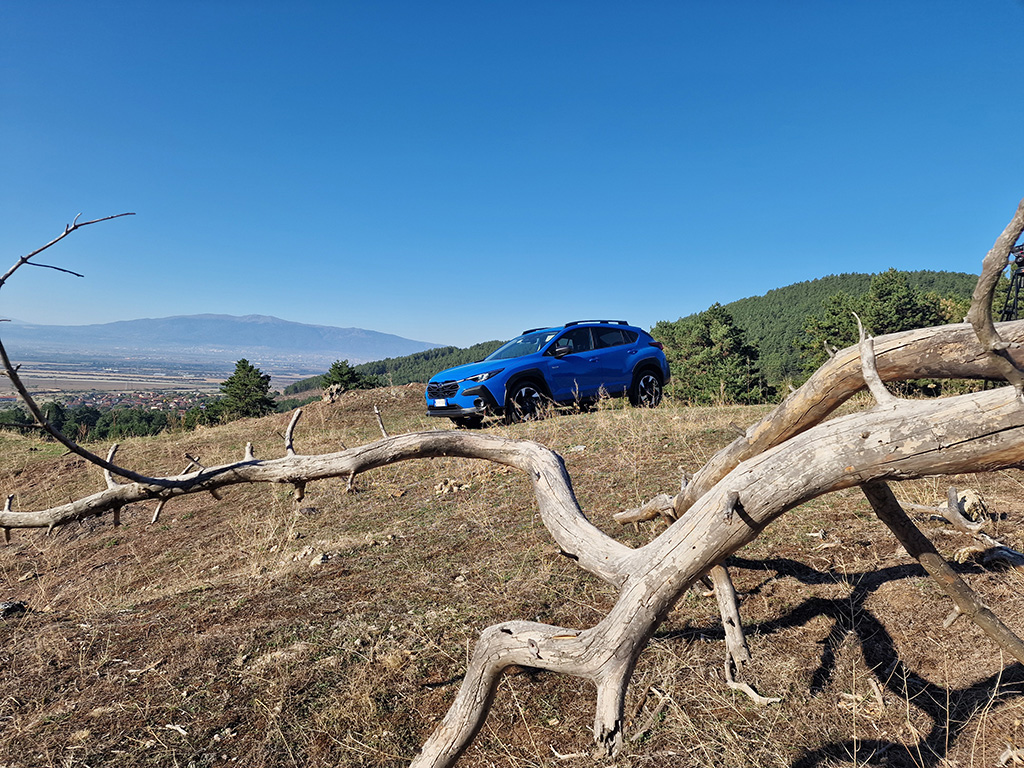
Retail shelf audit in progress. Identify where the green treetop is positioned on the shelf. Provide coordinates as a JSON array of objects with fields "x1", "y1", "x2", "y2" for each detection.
[
  {"x1": 322, "y1": 359, "x2": 364, "y2": 390},
  {"x1": 798, "y1": 269, "x2": 955, "y2": 375},
  {"x1": 652, "y1": 303, "x2": 772, "y2": 405},
  {"x1": 220, "y1": 359, "x2": 276, "y2": 418}
]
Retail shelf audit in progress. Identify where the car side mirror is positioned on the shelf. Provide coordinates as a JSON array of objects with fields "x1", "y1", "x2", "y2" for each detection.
[{"x1": 553, "y1": 345, "x2": 572, "y2": 358}]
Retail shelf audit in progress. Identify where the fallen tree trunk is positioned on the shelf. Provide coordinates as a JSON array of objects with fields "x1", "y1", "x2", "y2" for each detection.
[
  {"x1": 673, "y1": 319, "x2": 1024, "y2": 517},
  {"x1": 414, "y1": 384, "x2": 1024, "y2": 766}
]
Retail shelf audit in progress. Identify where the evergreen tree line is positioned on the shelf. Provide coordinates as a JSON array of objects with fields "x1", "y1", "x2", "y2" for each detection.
[
  {"x1": 651, "y1": 268, "x2": 982, "y2": 406},
  {"x1": 723, "y1": 270, "x2": 978, "y2": 385},
  {"x1": 284, "y1": 340, "x2": 505, "y2": 393},
  {"x1": 0, "y1": 401, "x2": 177, "y2": 441}
]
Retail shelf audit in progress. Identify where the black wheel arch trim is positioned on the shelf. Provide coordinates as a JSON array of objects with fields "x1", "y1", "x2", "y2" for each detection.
[
  {"x1": 631, "y1": 361, "x2": 665, "y2": 383},
  {"x1": 504, "y1": 370, "x2": 553, "y2": 401}
]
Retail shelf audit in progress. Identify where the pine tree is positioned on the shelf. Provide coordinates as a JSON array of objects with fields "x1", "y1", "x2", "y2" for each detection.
[
  {"x1": 862, "y1": 268, "x2": 945, "y2": 335},
  {"x1": 796, "y1": 291, "x2": 862, "y2": 374},
  {"x1": 219, "y1": 359, "x2": 275, "y2": 418},
  {"x1": 322, "y1": 359, "x2": 363, "y2": 391},
  {"x1": 652, "y1": 303, "x2": 772, "y2": 405},
  {"x1": 797, "y1": 269, "x2": 954, "y2": 377}
]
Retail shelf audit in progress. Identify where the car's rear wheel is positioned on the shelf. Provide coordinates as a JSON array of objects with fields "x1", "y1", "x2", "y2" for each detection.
[
  {"x1": 505, "y1": 381, "x2": 546, "y2": 423},
  {"x1": 629, "y1": 370, "x2": 663, "y2": 408}
]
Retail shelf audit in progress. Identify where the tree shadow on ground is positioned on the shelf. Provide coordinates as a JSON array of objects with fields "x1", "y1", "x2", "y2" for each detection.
[{"x1": 659, "y1": 555, "x2": 1024, "y2": 768}]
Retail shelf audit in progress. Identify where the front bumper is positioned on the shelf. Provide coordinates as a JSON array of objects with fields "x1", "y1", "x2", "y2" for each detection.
[
  {"x1": 426, "y1": 404, "x2": 487, "y2": 418},
  {"x1": 424, "y1": 384, "x2": 502, "y2": 419}
]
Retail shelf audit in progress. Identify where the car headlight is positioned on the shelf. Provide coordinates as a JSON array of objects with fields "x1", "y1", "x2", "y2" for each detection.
[{"x1": 459, "y1": 369, "x2": 504, "y2": 384}]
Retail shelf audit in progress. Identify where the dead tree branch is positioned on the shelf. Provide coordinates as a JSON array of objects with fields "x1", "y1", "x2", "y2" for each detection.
[
  {"x1": 0, "y1": 212, "x2": 134, "y2": 292},
  {"x1": 966, "y1": 196, "x2": 1024, "y2": 391},
  {"x1": 673, "y1": 319, "x2": 1024, "y2": 518},
  {"x1": 861, "y1": 481, "x2": 1024, "y2": 663}
]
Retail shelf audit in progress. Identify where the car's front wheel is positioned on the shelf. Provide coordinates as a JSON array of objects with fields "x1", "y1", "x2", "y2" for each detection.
[
  {"x1": 505, "y1": 381, "x2": 546, "y2": 423},
  {"x1": 629, "y1": 370, "x2": 663, "y2": 408}
]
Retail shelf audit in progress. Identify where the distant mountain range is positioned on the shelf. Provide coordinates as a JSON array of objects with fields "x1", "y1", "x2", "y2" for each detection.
[{"x1": 0, "y1": 314, "x2": 441, "y2": 375}]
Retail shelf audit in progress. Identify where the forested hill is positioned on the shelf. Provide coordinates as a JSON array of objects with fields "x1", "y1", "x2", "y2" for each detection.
[
  {"x1": 287, "y1": 269, "x2": 978, "y2": 396},
  {"x1": 353, "y1": 340, "x2": 505, "y2": 384},
  {"x1": 285, "y1": 340, "x2": 505, "y2": 393},
  {"x1": 723, "y1": 270, "x2": 978, "y2": 385}
]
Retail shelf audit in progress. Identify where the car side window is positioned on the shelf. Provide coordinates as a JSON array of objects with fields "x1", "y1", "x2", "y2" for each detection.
[
  {"x1": 595, "y1": 328, "x2": 627, "y2": 348},
  {"x1": 551, "y1": 327, "x2": 594, "y2": 354}
]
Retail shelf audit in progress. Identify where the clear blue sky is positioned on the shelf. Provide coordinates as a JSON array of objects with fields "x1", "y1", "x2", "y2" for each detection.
[{"x1": 2, "y1": 1, "x2": 1022, "y2": 348}]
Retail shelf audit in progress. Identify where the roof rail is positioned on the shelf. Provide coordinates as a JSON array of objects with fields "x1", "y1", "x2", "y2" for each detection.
[{"x1": 564, "y1": 319, "x2": 628, "y2": 327}]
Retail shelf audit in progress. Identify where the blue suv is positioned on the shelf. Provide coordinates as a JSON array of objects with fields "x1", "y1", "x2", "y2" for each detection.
[{"x1": 425, "y1": 320, "x2": 671, "y2": 427}]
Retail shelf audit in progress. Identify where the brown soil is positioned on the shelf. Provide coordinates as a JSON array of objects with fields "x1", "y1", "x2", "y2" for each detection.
[{"x1": 2, "y1": 387, "x2": 1023, "y2": 767}]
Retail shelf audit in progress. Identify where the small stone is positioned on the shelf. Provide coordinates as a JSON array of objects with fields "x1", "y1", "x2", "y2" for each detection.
[{"x1": 0, "y1": 600, "x2": 27, "y2": 618}]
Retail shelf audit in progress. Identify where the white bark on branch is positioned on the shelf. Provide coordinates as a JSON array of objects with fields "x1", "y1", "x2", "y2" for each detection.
[
  {"x1": 674, "y1": 319, "x2": 1024, "y2": 517},
  {"x1": 966, "y1": 196, "x2": 1024, "y2": 390},
  {"x1": 0, "y1": 430, "x2": 635, "y2": 587}
]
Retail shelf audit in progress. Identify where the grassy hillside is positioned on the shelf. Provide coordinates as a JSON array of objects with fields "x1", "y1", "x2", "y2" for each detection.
[{"x1": 2, "y1": 389, "x2": 1023, "y2": 767}]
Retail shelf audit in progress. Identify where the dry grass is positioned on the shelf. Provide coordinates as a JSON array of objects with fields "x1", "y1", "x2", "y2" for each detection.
[{"x1": 1, "y1": 386, "x2": 1024, "y2": 767}]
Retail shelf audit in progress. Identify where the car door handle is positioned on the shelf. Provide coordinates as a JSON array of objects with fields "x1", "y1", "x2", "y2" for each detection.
[{"x1": 587, "y1": 357, "x2": 598, "y2": 363}]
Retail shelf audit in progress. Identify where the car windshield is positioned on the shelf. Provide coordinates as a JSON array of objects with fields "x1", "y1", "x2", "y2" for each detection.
[{"x1": 485, "y1": 330, "x2": 560, "y2": 361}]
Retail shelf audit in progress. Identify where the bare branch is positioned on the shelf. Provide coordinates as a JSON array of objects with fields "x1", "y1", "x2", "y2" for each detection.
[
  {"x1": 724, "y1": 656, "x2": 780, "y2": 706},
  {"x1": 612, "y1": 493, "x2": 674, "y2": 524},
  {"x1": 25, "y1": 262, "x2": 85, "y2": 278},
  {"x1": 855, "y1": 312, "x2": 897, "y2": 406},
  {"x1": 0, "y1": 431, "x2": 635, "y2": 587},
  {"x1": 711, "y1": 565, "x2": 751, "y2": 667},
  {"x1": 0, "y1": 212, "x2": 134, "y2": 291},
  {"x1": 674, "y1": 319, "x2": 1024, "y2": 518},
  {"x1": 104, "y1": 444, "x2": 121, "y2": 489},
  {"x1": 151, "y1": 500, "x2": 166, "y2": 524},
  {"x1": 373, "y1": 404, "x2": 388, "y2": 437},
  {"x1": 966, "y1": 196, "x2": 1024, "y2": 390},
  {"x1": 284, "y1": 409, "x2": 302, "y2": 456},
  {"x1": 861, "y1": 481, "x2": 1024, "y2": 664}
]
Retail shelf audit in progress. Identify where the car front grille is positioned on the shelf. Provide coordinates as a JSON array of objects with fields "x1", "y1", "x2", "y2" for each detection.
[{"x1": 427, "y1": 381, "x2": 459, "y2": 398}]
